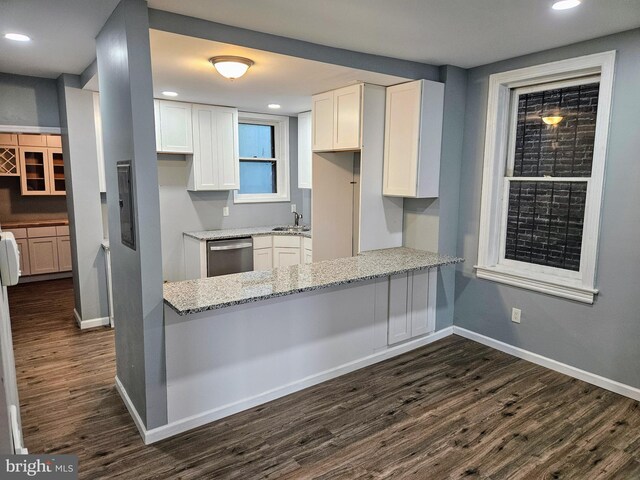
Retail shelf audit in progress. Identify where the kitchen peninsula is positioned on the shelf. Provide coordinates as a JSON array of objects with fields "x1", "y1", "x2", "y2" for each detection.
[{"x1": 156, "y1": 247, "x2": 463, "y2": 441}]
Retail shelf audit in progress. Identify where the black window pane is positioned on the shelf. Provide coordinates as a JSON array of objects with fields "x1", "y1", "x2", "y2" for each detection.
[
  {"x1": 239, "y1": 123, "x2": 275, "y2": 159},
  {"x1": 513, "y1": 82, "x2": 599, "y2": 178},
  {"x1": 239, "y1": 160, "x2": 277, "y2": 194},
  {"x1": 505, "y1": 181, "x2": 587, "y2": 271}
]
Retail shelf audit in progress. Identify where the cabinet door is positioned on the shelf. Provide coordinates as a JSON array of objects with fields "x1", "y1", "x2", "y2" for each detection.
[
  {"x1": 383, "y1": 81, "x2": 421, "y2": 197},
  {"x1": 46, "y1": 135, "x2": 62, "y2": 148},
  {"x1": 253, "y1": 248, "x2": 273, "y2": 271},
  {"x1": 297, "y1": 111, "x2": 312, "y2": 189},
  {"x1": 273, "y1": 247, "x2": 301, "y2": 268},
  {"x1": 20, "y1": 148, "x2": 50, "y2": 195},
  {"x1": 191, "y1": 105, "x2": 218, "y2": 190},
  {"x1": 410, "y1": 271, "x2": 430, "y2": 337},
  {"x1": 157, "y1": 100, "x2": 193, "y2": 153},
  {"x1": 57, "y1": 236, "x2": 73, "y2": 272},
  {"x1": 15, "y1": 238, "x2": 30, "y2": 276},
  {"x1": 153, "y1": 99, "x2": 162, "y2": 152},
  {"x1": 311, "y1": 91, "x2": 334, "y2": 151},
  {"x1": 0, "y1": 145, "x2": 19, "y2": 176},
  {"x1": 48, "y1": 149, "x2": 66, "y2": 195},
  {"x1": 28, "y1": 237, "x2": 59, "y2": 274},
  {"x1": 387, "y1": 273, "x2": 411, "y2": 345},
  {"x1": 215, "y1": 107, "x2": 239, "y2": 190},
  {"x1": 333, "y1": 84, "x2": 362, "y2": 150}
]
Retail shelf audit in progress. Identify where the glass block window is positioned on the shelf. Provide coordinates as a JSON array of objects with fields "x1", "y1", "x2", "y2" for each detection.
[{"x1": 503, "y1": 80, "x2": 600, "y2": 272}]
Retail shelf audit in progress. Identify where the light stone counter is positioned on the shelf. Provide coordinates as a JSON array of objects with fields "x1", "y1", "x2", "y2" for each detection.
[{"x1": 164, "y1": 247, "x2": 463, "y2": 315}]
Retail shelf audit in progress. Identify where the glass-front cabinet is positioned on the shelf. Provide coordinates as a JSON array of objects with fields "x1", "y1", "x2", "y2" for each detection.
[
  {"x1": 20, "y1": 147, "x2": 50, "y2": 195},
  {"x1": 8, "y1": 134, "x2": 67, "y2": 196},
  {"x1": 48, "y1": 149, "x2": 66, "y2": 195}
]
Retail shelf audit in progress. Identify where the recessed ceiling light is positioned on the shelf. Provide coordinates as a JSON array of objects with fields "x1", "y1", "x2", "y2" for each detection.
[
  {"x1": 162, "y1": 91, "x2": 178, "y2": 97},
  {"x1": 268, "y1": 104, "x2": 281, "y2": 109},
  {"x1": 552, "y1": 0, "x2": 581, "y2": 10},
  {"x1": 4, "y1": 33, "x2": 31, "y2": 42}
]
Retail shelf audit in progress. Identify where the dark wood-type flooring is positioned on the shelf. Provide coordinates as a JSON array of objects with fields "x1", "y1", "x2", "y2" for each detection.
[{"x1": 7, "y1": 278, "x2": 640, "y2": 479}]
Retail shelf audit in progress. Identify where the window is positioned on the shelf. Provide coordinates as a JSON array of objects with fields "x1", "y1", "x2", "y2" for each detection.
[
  {"x1": 234, "y1": 113, "x2": 289, "y2": 203},
  {"x1": 476, "y1": 52, "x2": 616, "y2": 304}
]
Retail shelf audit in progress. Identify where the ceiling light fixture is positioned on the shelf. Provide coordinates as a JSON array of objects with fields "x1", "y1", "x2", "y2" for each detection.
[
  {"x1": 4, "y1": 33, "x2": 31, "y2": 42},
  {"x1": 552, "y1": 0, "x2": 581, "y2": 10},
  {"x1": 162, "y1": 91, "x2": 178, "y2": 97},
  {"x1": 209, "y1": 56, "x2": 254, "y2": 80},
  {"x1": 542, "y1": 115, "x2": 564, "y2": 125},
  {"x1": 268, "y1": 104, "x2": 281, "y2": 109}
]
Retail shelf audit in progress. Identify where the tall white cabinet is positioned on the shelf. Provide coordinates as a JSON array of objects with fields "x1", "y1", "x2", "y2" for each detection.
[
  {"x1": 188, "y1": 104, "x2": 239, "y2": 191},
  {"x1": 383, "y1": 79, "x2": 444, "y2": 198}
]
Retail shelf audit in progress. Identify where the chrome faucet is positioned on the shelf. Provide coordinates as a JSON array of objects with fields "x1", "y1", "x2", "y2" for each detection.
[{"x1": 293, "y1": 211, "x2": 303, "y2": 227}]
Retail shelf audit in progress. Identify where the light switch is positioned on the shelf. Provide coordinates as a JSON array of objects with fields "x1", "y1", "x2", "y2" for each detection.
[{"x1": 223, "y1": 206, "x2": 229, "y2": 217}]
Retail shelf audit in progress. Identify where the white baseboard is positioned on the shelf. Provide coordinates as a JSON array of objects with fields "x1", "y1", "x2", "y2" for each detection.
[
  {"x1": 73, "y1": 309, "x2": 110, "y2": 330},
  {"x1": 118, "y1": 327, "x2": 453, "y2": 445},
  {"x1": 453, "y1": 326, "x2": 640, "y2": 402}
]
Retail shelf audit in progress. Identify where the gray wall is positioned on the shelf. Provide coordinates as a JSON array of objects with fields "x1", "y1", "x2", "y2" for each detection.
[
  {"x1": 96, "y1": 0, "x2": 166, "y2": 429},
  {"x1": 56, "y1": 74, "x2": 109, "y2": 322},
  {"x1": 454, "y1": 28, "x2": 640, "y2": 388},
  {"x1": 0, "y1": 73, "x2": 60, "y2": 128},
  {"x1": 159, "y1": 117, "x2": 306, "y2": 281}
]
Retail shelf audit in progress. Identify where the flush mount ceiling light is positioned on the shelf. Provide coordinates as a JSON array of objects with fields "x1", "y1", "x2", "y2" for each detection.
[
  {"x1": 542, "y1": 115, "x2": 564, "y2": 125},
  {"x1": 4, "y1": 33, "x2": 31, "y2": 42},
  {"x1": 162, "y1": 91, "x2": 178, "y2": 97},
  {"x1": 552, "y1": 0, "x2": 581, "y2": 10},
  {"x1": 268, "y1": 104, "x2": 281, "y2": 109},
  {"x1": 209, "y1": 56, "x2": 254, "y2": 80}
]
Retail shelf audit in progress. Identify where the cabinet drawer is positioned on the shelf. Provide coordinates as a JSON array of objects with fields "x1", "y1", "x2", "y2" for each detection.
[
  {"x1": 252, "y1": 235, "x2": 273, "y2": 249},
  {"x1": 273, "y1": 235, "x2": 302, "y2": 248},
  {"x1": 0, "y1": 134, "x2": 18, "y2": 145},
  {"x1": 18, "y1": 134, "x2": 47, "y2": 147},
  {"x1": 5, "y1": 228, "x2": 27, "y2": 239},
  {"x1": 46, "y1": 135, "x2": 62, "y2": 148},
  {"x1": 27, "y1": 226, "x2": 57, "y2": 238},
  {"x1": 56, "y1": 225, "x2": 69, "y2": 236}
]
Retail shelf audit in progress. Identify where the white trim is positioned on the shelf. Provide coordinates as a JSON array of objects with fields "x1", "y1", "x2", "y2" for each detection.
[
  {"x1": 115, "y1": 376, "x2": 149, "y2": 443},
  {"x1": 476, "y1": 51, "x2": 616, "y2": 301},
  {"x1": 475, "y1": 265, "x2": 597, "y2": 304},
  {"x1": 130, "y1": 327, "x2": 453, "y2": 444},
  {"x1": 453, "y1": 327, "x2": 640, "y2": 402},
  {"x1": 73, "y1": 309, "x2": 110, "y2": 330},
  {"x1": 233, "y1": 112, "x2": 290, "y2": 204},
  {"x1": 0, "y1": 125, "x2": 62, "y2": 134}
]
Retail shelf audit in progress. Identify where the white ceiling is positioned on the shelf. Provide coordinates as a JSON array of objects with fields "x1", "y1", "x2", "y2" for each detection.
[
  {"x1": 0, "y1": 0, "x2": 120, "y2": 78},
  {"x1": 148, "y1": 0, "x2": 640, "y2": 68},
  {"x1": 0, "y1": 0, "x2": 638, "y2": 79},
  {"x1": 149, "y1": 30, "x2": 409, "y2": 115}
]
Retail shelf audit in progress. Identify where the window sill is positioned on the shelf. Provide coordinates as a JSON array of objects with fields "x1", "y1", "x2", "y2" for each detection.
[
  {"x1": 474, "y1": 265, "x2": 598, "y2": 304},
  {"x1": 233, "y1": 193, "x2": 291, "y2": 204}
]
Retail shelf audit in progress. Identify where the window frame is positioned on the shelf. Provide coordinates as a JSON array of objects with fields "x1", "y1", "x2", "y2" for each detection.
[
  {"x1": 234, "y1": 112, "x2": 290, "y2": 203},
  {"x1": 475, "y1": 51, "x2": 616, "y2": 304}
]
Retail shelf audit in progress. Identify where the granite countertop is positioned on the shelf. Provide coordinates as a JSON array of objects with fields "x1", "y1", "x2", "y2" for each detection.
[
  {"x1": 184, "y1": 225, "x2": 311, "y2": 241},
  {"x1": 164, "y1": 247, "x2": 463, "y2": 316},
  {"x1": 1, "y1": 219, "x2": 69, "y2": 229}
]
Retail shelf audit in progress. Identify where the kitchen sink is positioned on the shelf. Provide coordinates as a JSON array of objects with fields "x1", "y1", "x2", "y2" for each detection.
[{"x1": 272, "y1": 225, "x2": 311, "y2": 232}]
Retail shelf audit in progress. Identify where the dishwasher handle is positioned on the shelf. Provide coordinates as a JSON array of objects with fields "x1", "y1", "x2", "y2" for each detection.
[{"x1": 209, "y1": 242, "x2": 253, "y2": 251}]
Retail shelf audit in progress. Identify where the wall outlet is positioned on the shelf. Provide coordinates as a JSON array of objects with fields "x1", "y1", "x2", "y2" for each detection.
[
  {"x1": 511, "y1": 308, "x2": 522, "y2": 324},
  {"x1": 223, "y1": 206, "x2": 229, "y2": 217},
  {"x1": 291, "y1": 204, "x2": 297, "y2": 212}
]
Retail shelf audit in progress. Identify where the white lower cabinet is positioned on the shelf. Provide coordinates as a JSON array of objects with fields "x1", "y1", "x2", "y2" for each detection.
[
  {"x1": 387, "y1": 270, "x2": 436, "y2": 345},
  {"x1": 252, "y1": 234, "x2": 312, "y2": 271}
]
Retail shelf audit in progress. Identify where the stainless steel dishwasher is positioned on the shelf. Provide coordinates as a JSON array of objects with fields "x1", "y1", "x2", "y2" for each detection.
[{"x1": 206, "y1": 237, "x2": 254, "y2": 277}]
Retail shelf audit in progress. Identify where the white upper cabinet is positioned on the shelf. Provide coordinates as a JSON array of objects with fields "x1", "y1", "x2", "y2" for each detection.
[
  {"x1": 93, "y1": 93, "x2": 106, "y2": 193},
  {"x1": 154, "y1": 99, "x2": 193, "y2": 154},
  {"x1": 383, "y1": 79, "x2": 444, "y2": 198},
  {"x1": 311, "y1": 84, "x2": 362, "y2": 152},
  {"x1": 188, "y1": 104, "x2": 239, "y2": 191},
  {"x1": 297, "y1": 111, "x2": 312, "y2": 189}
]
